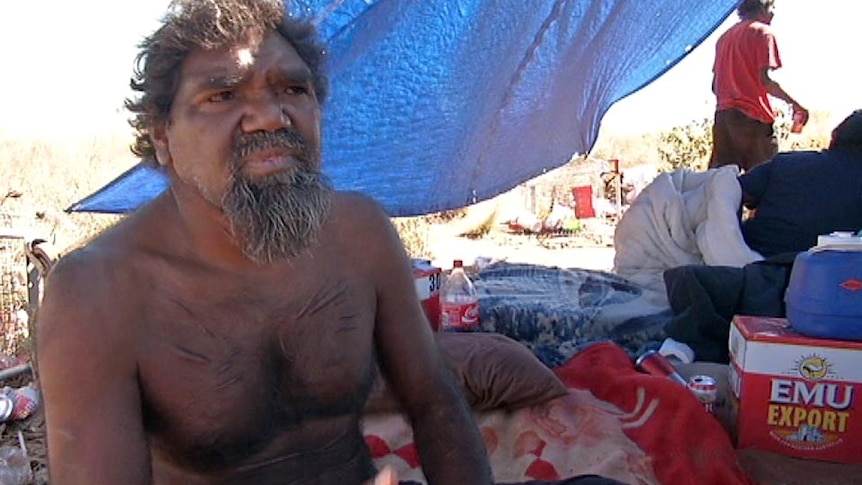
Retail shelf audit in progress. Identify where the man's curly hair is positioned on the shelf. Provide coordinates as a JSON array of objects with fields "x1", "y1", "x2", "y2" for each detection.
[
  {"x1": 736, "y1": 0, "x2": 775, "y2": 20},
  {"x1": 125, "y1": 0, "x2": 328, "y2": 161}
]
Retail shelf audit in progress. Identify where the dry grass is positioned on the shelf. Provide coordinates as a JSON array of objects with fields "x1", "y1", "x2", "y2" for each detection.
[{"x1": 0, "y1": 132, "x2": 133, "y2": 253}]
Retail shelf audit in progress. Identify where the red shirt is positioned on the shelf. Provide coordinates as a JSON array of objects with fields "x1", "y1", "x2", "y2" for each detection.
[{"x1": 713, "y1": 20, "x2": 782, "y2": 124}]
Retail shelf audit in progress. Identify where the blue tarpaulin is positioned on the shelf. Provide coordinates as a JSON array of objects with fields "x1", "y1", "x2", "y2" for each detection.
[{"x1": 67, "y1": 0, "x2": 736, "y2": 216}]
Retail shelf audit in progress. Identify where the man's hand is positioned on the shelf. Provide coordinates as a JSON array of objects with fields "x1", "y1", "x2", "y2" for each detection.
[
  {"x1": 793, "y1": 104, "x2": 810, "y2": 125},
  {"x1": 364, "y1": 466, "x2": 397, "y2": 485}
]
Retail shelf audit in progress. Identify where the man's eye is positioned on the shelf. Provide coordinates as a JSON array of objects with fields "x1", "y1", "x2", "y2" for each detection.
[
  {"x1": 281, "y1": 85, "x2": 309, "y2": 95},
  {"x1": 207, "y1": 91, "x2": 235, "y2": 103}
]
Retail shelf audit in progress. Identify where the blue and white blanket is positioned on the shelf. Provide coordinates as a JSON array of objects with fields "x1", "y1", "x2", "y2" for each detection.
[{"x1": 473, "y1": 262, "x2": 672, "y2": 367}]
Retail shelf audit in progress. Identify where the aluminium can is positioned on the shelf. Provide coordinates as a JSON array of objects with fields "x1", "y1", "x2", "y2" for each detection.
[
  {"x1": 688, "y1": 374, "x2": 718, "y2": 414},
  {"x1": 635, "y1": 350, "x2": 687, "y2": 386},
  {"x1": 0, "y1": 394, "x2": 14, "y2": 422}
]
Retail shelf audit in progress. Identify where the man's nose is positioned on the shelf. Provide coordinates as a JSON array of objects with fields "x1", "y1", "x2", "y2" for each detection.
[{"x1": 241, "y1": 94, "x2": 292, "y2": 132}]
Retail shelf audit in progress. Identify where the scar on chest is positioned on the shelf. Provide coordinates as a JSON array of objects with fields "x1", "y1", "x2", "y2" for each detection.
[{"x1": 295, "y1": 279, "x2": 364, "y2": 326}]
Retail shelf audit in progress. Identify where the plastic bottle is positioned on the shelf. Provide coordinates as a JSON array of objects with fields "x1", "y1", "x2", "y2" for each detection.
[
  {"x1": 439, "y1": 260, "x2": 480, "y2": 331},
  {"x1": 0, "y1": 445, "x2": 31, "y2": 485}
]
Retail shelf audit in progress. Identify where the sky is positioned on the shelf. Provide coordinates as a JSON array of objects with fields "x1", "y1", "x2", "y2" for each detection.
[{"x1": 1, "y1": 1, "x2": 860, "y2": 140}]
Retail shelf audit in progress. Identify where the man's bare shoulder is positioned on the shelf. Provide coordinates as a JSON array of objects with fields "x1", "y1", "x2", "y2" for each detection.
[
  {"x1": 324, "y1": 192, "x2": 416, "y2": 274},
  {"x1": 41, "y1": 202, "x2": 174, "y2": 320},
  {"x1": 330, "y1": 191, "x2": 393, "y2": 231},
  {"x1": 69, "y1": 195, "x2": 180, "y2": 261},
  {"x1": 332, "y1": 190, "x2": 386, "y2": 214},
  {"x1": 42, "y1": 243, "x2": 139, "y2": 322}
]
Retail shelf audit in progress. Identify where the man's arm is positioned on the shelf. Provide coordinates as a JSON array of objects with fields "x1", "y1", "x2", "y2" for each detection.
[
  {"x1": 738, "y1": 161, "x2": 774, "y2": 210},
  {"x1": 761, "y1": 68, "x2": 808, "y2": 122},
  {"x1": 36, "y1": 251, "x2": 151, "y2": 484},
  {"x1": 353, "y1": 196, "x2": 492, "y2": 485}
]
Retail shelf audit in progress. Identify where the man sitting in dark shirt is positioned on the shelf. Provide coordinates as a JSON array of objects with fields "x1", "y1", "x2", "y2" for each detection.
[
  {"x1": 665, "y1": 110, "x2": 862, "y2": 362},
  {"x1": 739, "y1": 109, "x2": 862, "y2": 257}
]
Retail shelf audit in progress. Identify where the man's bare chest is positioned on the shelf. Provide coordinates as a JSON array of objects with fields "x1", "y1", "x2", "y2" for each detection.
[{"x1": 133, "y1": 271, "x2": 377, "y2": 467}]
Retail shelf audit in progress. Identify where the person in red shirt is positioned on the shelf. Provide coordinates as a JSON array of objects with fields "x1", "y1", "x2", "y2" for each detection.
[{"x1": 709, "y1": 0, "x2": 808, "y2": 172}]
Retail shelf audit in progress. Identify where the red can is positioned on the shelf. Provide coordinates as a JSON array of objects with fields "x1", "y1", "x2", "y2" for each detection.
[
  {"x1": 687, "y1": 374, "x2": 718, "y2": 414},
  {"x1": 790, "y1": 110, "x2": 807, "y2": 134},
  {"x1": 635, "y1": 350, "x2": 687, "y2": 386}
]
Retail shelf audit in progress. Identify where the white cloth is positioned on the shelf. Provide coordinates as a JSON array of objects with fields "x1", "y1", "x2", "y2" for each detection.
[{"x1": 613, "y1": 166, "x2": 763, "y2": 307}]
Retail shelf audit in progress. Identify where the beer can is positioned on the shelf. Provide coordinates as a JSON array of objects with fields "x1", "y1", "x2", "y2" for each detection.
[
  {"x1": 688, "y1": 374, "x2": 718, "y2": 414},
  {"x1": 790, "y1": 110, "x2": 806, "y2": 134},
  {"x1": 0, "y1": 394, "x2": 14, "y2": 422},
  {"x1": 635, "y1": 350, "x2": 687, "y2": 386}
]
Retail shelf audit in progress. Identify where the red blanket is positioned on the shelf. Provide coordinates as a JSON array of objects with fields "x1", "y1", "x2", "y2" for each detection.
[
  {"x1": 362, "y1": 342, "x2": 757, "y2": 485},
  {"x1": 557, "y1": 342, "x2": 756, "y2": 485}
]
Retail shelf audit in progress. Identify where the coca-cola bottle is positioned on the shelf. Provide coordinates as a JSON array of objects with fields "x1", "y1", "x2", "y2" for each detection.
[{"x1": 439, "y1": 260, "x2": 480, "y2": 331}]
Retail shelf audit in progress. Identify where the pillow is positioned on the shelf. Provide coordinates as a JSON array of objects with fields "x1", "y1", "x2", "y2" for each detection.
[{"x1": 364, "y1": 332, "x2": 568, "y2": 414}]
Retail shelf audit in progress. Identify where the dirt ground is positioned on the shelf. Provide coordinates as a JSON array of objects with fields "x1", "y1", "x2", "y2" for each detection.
[
  {"x1": 424, "y1": 205, "x2": 618, "y2": 273},
  {"x1": 428, "y1": 224, "x2": 616, "y2": 273}
]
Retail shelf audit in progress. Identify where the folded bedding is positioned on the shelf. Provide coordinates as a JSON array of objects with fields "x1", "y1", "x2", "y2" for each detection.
[
  {"x1": 613, "y1": 166, "x2": 763, "y2": 307},
  {"x1": 365, "y1": 332, "x2": 568, "y2": 414},
  {"x1": 471, "y1": 262, "x2": 672, "y2": 367}
]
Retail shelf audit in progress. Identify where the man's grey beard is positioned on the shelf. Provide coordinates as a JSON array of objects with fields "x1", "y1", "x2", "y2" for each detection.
[{"x1": 223, "y1": 166, "x2": 334, "y2": 264}]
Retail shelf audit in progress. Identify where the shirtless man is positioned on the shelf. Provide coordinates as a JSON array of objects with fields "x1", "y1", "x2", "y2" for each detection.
[{"x1": 36, "y1": 0, "x2": 491, "y2": 483}]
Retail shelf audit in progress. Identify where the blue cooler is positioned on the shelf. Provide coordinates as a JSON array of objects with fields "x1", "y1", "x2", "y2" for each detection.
[{"x1": 785, "y1": 234, "x2": 862, "y2": 340}]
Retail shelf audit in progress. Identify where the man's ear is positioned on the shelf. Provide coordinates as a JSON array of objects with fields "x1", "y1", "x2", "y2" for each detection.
[{"x1": 152, "y1": 121, "x2": 172, "y2": 167}]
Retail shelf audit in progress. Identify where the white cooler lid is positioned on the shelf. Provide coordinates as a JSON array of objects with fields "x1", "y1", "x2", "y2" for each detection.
[{"x1": 813, "y1": 232, "x2": 862, "y2": 252}]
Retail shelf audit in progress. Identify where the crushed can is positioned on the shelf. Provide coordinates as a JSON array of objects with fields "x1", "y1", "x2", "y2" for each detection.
[
  {"x1": 688, "y1": 374, "x2": 718, "y2": 414},
  {"x1": 0, "y1": 395, "x2": 13, "y2": 422}
]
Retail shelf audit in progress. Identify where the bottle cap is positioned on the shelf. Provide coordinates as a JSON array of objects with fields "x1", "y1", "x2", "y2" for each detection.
[{"x1": 452, "y1": 260, "x2": 463, "y2": 268}]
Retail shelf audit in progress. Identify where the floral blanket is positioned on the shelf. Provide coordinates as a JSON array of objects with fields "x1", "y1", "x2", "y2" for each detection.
[
  {"x1": 364, "y1": 387, "x2": 659, "y2": 484},
  {"x1": 362, "y1": 343, "x2": 756, "y2": 485},
  {"x1": 471, "y1": 263, "x2": 672, "y2": 367}
]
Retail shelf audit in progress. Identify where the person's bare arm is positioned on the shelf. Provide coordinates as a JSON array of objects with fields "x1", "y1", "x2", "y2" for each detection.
[
  {"x1": 761, "y1": 68, "x2": 808, "y2": 121},
  {"x1": 37, "y1": 250, "x2": 151, "y2": 484},
  {"x1": 352, "y1": 196, "x2": 492, "y2": 485}
]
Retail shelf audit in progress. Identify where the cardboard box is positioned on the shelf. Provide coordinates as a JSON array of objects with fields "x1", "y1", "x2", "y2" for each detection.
[
  {"x1": 412, "y1": 259, "x2": 441, "y2": 331},
  {"x1": 729, "y1": 316, "x2": 862, "y2": 464}
]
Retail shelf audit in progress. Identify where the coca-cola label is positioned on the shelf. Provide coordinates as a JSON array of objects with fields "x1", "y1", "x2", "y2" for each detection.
[{"x1": 440, "y1": 301, "x2": 480, "y2": 330}]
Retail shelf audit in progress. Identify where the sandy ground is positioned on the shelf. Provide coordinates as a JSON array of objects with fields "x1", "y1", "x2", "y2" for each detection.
[
  {"x1": 425, "y1": 219, "x2": 617, "y2": 272},
  {"x1": 419, "y1": 184, "x2": 621, "y2": 272}
]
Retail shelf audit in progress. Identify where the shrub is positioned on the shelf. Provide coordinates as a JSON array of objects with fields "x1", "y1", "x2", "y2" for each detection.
[{"x1": 656, "y1": 117, "x2": 712, "y2": 172}]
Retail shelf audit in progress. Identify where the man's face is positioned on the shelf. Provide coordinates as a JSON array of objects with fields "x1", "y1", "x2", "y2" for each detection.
[
  {"x1": 154, "y1": 31, "x2": 333, "y2": 262},
  {"x1": 762, "y1": 3, "x2": 775, "y2": 24}
]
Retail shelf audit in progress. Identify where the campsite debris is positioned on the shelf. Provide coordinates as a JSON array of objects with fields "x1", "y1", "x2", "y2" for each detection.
[
  {"x1": 687, "y1": 375, "x2": 719, "y2": 415},
  {"x1": 0, "y1": 385, "x2": 40, "y2": 422},
  {"x1": 0, "y1": 435, "x2": 31, "y2": 485},
  {"x1": 440, "y1": 260, "x2": 480, "y2": 331},
  {"x1": 0, "y1": 364, "x2": 32, "y2": 383},
  {"x1": 657, "y1": 337, "x2": 695, "y2": 365},
  {"x1": 635, "y1": 350, "x2": 688, "y2": 386},
  {"x1": 473, "y1": 256, "x2": 492, "y2": 271}
]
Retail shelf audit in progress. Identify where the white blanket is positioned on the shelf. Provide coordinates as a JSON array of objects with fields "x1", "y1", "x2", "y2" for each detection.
[{"x1": 613, "y1": 166, "x2": 763, "y2": 307}]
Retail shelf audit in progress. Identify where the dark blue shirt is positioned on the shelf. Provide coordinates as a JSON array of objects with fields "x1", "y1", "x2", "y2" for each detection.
[{"x1": 739, "y1": 149, "x2": 862, "y2": 256}]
